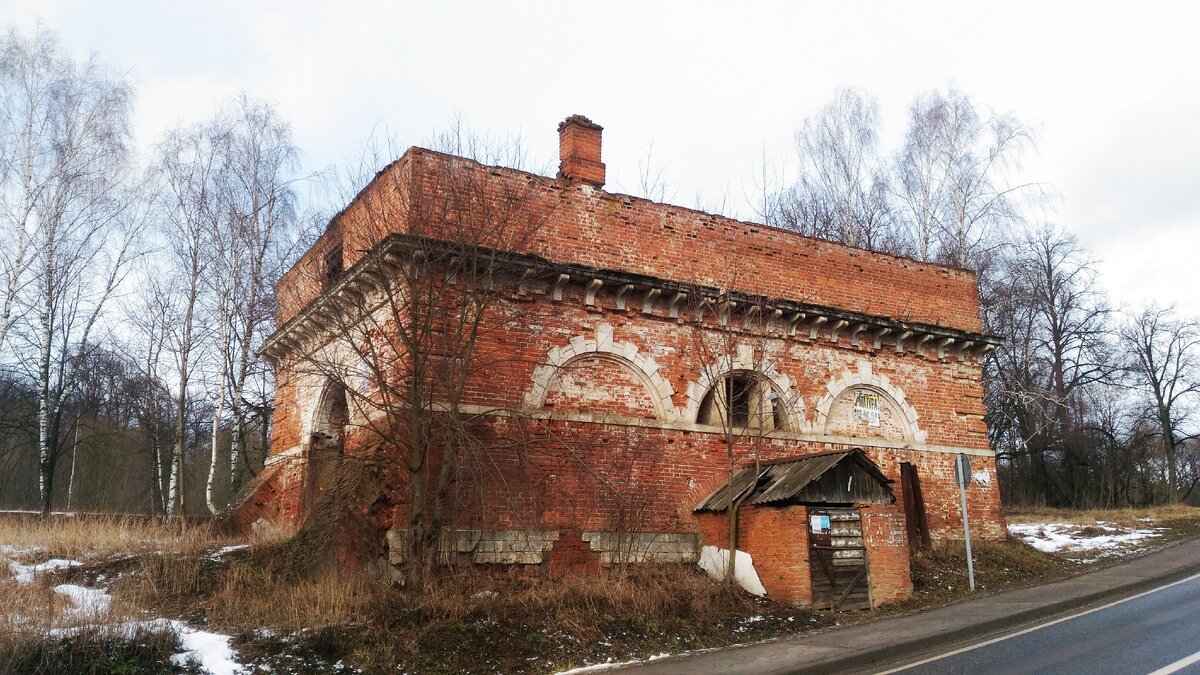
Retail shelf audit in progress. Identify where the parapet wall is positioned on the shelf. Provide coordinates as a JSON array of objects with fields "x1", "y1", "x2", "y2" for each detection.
[{"x1": 277, "y1": 150, "x2": 983, "y2": 335}]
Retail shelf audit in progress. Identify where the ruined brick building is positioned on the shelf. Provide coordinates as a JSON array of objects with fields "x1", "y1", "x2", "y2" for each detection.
[{"x1": 233, "y1": 115, "x2": 1006, "y2": 610}]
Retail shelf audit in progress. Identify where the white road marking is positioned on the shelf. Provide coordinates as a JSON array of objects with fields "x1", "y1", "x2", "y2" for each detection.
[
  {"x1": 1148, "y1": 649, "x2": 1200, "y2": 675},
  {"x1": 877, "y1": 571, "x2": 1200, "y2": 674}
]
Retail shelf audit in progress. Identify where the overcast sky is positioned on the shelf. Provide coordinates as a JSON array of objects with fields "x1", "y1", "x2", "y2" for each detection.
[{"x1": 6, "y1": 1, "x2": 1199, "y2": 316}]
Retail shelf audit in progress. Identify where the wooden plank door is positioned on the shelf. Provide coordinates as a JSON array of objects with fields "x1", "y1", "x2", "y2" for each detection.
[{"x1": 808, "y1": 507, "x2": 871, "y2": 610}]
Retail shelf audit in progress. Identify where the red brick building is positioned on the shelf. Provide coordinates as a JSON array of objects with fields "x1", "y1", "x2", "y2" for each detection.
[{"x1": 233, "y1": 115, "x2": 1006, "y2": 609}]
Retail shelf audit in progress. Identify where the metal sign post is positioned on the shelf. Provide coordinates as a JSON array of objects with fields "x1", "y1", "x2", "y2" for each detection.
[{"x1": 955, "y1": 452, "x2": 976, "y2": 592}]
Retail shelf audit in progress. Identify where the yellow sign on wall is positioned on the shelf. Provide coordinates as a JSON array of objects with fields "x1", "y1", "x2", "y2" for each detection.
[{"x1": 854, "y1": 392, "x2": 881, "y2": 427}]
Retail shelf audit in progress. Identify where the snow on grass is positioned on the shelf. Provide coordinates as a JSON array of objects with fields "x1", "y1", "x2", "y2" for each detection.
[
  {"x1": 556, "y1": 652, "x2": 674, "y2": 674},
  {"x1": 207, "y1": 544, "x2": 250, "y2": 560},
  {"x1": 1, "y1": 545, "x2": 246, "y2": 674},
  {"x1": 169, "y1": 621, "x2": 243, "y2": 675},
  {"x1": 1007, "y1": 521, "x2": 1165, "y2": 560},
  {"x1": 54, "y1": 583, "x2": 112, "y2": 619},
  {"x1": 43, "y1": 617, "x2": 244, "y2": 675},
  {"x1": 7, "y1": 556, "x2": 82, "y2": 584}
]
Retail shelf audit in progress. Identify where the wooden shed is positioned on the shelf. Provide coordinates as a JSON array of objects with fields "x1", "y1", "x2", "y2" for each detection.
[{"x1": 694, "y1": 449, "x2": 909, "y2": 610}]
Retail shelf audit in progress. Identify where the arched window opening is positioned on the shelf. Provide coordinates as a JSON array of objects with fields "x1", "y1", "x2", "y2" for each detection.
[
  {"x1": 308, "y1": 382, "x2": 349, "y2": 514},
  {"x1": 697, "y1": 373, "x2": 787, "y2": 432}
]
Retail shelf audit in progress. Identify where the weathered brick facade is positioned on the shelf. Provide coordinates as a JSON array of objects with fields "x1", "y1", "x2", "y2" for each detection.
[{"x1": 239, "y1": 115, "x2": 1005, "y2": 609}]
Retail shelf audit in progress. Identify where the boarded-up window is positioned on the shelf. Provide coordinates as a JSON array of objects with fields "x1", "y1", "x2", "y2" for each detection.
[{"x1": 542, "y1": 355, "x2": 661, "y2": 419}]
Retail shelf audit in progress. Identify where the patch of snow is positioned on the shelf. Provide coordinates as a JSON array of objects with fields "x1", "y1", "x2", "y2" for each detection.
[
  {"x1": 3, "y1": 547, "x2": 245, "y2": 675},
  {"x1": 8, "y1": 557, "x2": 83, "y2": 584},
  {"x1": 697, "y1": 546, "x2": 767, "y2": 597},
  {"x1": 734, "y1": 614, "x2": 769, "y2": 634},
  {"x1": 1007, "y1": 522, "x2": 1165, "y2": 556},
  {"x1": 54, "y1": 584, "x2": 112, "y2": 619},
  {"x1": 556, "y1": 663, "x2": 613, "y2": 674},
  {"x1": 207, "y1": 544, "x2": 250, "y2": 560},
  {"x1": 170, "y1": 621, "x2": 244, "y2": 675},
  {"x1": 47, "y1": 617, "x2": 245, "y2": 675},
  {"x1": 556, "y1": 652, "x2": 673, "y2": 674},
  {"x1": 0, "y1": 545, "x2": 42, "y2": 556}
]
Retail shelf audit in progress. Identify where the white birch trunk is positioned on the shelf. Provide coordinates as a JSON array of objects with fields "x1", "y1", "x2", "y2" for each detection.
[
  {"x1": 206, "y1": 290, "x2": 233, "y2": 514},
  {"x1": 37, "y1": 258, "x2": 54, "y2": 515},
  {"x1": 166, "y1": 435, "x2": 181, "y2": 520}
]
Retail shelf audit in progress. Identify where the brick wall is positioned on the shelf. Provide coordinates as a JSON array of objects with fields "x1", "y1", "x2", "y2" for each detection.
[
  {"x1": 737, "y1": 507, "x2": 813, "y2": 605},
  {"x1": 861, "y1": 504, "x2": 913, "y2": 604},
  {"x1": 277, "y1": 149, "x2": 983, "y2": 334},
  {"x1": 259, "y1": 291, "x2": 1006, "y2": 542},
  {"x1": 247, "y1": 119, "x2": 1006, "y2": 589}
]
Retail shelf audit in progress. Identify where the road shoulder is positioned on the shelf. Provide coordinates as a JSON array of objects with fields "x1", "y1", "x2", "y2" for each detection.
[{"x1": 620, "y1": 536, "x2": 1200, "y2": 674}]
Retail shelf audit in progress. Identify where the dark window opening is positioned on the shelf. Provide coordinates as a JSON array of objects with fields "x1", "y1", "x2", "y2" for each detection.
[
  {"x1": 324, "y1": 245, "x2": 344, "y2": 288},
  {"x1": 307, "y1": 382, "x2": 349, "y2": 518},
  {"x1": 726, "y1": 376, "x2": 752, "y2": 427},
  {"x1": 698, "y1": 373, "x2": 787, "y2": 431}
]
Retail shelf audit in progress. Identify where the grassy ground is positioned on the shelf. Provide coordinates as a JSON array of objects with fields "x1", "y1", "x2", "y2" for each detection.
[
  {"x1": 1006, "y1": 503, "x2": 1200, "y2": 535},
  {"x1": 111, "y1": 545, "x2": 842, "y2": 673},
  {"x1": 0, "y1": 515, "x2": 235, "y2": 674},
  {"x1": 0, "y1": 513, "x2": 239, "y2": 559},
  {"x1": 3, "y1": 506, "x2": 1199, "y2": 673}
]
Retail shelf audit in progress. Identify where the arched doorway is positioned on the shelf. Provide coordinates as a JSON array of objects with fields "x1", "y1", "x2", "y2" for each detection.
[{"x1": 306, "y1": 382, "x2": 348, "y2": 516}]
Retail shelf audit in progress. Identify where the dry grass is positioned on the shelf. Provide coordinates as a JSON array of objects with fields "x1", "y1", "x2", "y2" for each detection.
[
  {"x1": 0, "y1": 513, "x2": 236, "y2": 561},
  {"x1": 10, "y1": 508, "x2": 1200, "y2": 673},
  {"x1": 0, "y1": 578, "x2": 149, "y2": 638},
  {"x1": 0, "y1": 624, "x2": 181, "y2": 675},
  {"x1": 0, "y1": 513, "x2": 246, "y2": 673},
  {"x1": 355, "y1": 565, "x2": 813, "y2": 673},
  {"x1": 1004, "y1": 503, "x2": 1200, "y2": 529},
  {"x1": 906, "y1": 537, "x2": 1077, "y2": 604},
  {"x1": 112, "y1": 545, "x2": 819, "y2": 673},
  {"x1": 115, "y1": 545, "x2": 382, "y2": 632},
  {"x1": 0, "y1": 551, "x2": 182, "y2": 674}
]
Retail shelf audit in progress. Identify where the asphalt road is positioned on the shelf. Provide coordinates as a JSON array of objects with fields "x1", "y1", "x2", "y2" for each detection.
[{"x1": 884, "y1": 573, "x2": 1200, "y2": 675}]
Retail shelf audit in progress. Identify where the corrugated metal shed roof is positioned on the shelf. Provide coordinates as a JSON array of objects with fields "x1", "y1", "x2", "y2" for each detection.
[
  {"x1": 692, "y1": 464, "x2": 761, "y2": 512},
  {"x1": 693, "y1": 449, "x2": 894, "y2": 512}
]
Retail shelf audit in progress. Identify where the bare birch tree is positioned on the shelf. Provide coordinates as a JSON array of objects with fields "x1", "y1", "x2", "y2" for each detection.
[
  {"x1": 155, "y1": 119, "x2": 225, "y2": 520},
  {"x1": 130, "y1": 276, "x2": 174, "y2": 514},
  {"x1": 0, "y1": 27, "x2": 53, "y2": 357},
  {"x1": 218, "y1": 96, "x2": 299, "y2": 500},
  {"x1": 0, "y1": 27, "x2": 142, "y2": 515},
  {"x1": 783, "y1": 89, "x2": 899, "y2": 252},
  {"x1": 895, "y1": 87, "x2": 1036, "y2": 268}
]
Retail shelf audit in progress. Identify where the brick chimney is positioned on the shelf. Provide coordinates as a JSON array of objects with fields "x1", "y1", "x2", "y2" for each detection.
[{"x1": 557, "y1": 115, "x2": 605, "y2": 188}]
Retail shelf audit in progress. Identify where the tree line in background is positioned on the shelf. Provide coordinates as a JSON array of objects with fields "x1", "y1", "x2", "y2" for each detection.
[
  {"x1": 0, "y1": 26, "x2": 303, "y2": 516},
  {"x1": 756, "y1": 88, "x2": 1200, "y2": 509},
  {"x1": 0, "y1": 25, "x2": 1195, "y2": 517}
]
